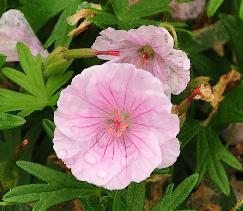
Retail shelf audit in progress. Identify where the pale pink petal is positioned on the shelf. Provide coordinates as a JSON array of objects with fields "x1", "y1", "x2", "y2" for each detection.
[
  {"x1": 54, "y1": 63, "x2": 180, "y2": 190},
  {"x1": 0, "y1": 9, "x2": 48, "y2": 61},
  {"x1": 92, "y1": 26, "x2": 190, "y2": 95},
  {"x1": 158, "y1": 137, "x2": 180, "y2": 168},
  {"x1": 170, "y1": 0, "x2": 206, "y2": 21}
]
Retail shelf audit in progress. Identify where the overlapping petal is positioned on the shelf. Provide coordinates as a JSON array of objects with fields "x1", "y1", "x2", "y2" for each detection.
[
  {"x1": 54, "y1": 63, "x2": 180, "y2": 189},
  {"x1": 92, "y1": 25, "x2": 190, "y2": 95}
]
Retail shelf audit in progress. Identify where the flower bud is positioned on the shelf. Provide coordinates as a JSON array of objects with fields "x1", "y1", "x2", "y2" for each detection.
[{"x1": 44, "y1": 47, "x2": 73, "y2": 77}]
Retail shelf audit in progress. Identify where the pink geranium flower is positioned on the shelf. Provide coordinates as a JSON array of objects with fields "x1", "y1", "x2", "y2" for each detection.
[
  {"x1": 92, "y1": 25, "x2": 190, "y2": 95},
  {"x1": 0, "y1": 9, "x2": 48, "y2": 61},
  {"x1": 170, "y1": 0, "x2": 206, "y2": 21},
  {"x1": 53, "y1": 63, "x2": 180, "y2": 190}
]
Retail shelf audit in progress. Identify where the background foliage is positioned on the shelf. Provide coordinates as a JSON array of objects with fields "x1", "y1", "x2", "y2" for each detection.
[{"x1": 0, "y1": 0, "x2": 243, "y2": 210}]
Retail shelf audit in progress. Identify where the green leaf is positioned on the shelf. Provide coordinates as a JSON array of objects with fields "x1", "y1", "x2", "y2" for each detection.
[
  {"x1": 152, "y1": 174, "x2": 199, "y2": 211},
  {"x1": 212, "y1": 80, "x2": 243, "y2": 126},
  {"x1": 207, "y1": 153, "x2": 230, "y2": 195},
  {"x1": 0, "y1": 112, "x2": 25, "y2": 130},
  {"x1": 112, "y1": 191, "x2": 127, "y2": 211},
  {"x1": 3, "y1": 161, "x2": 96, "y2": 211},
  {"x1": 126, "y1": 182, "x2": 145, "y2": 211},
  {"x1": 195, "y1": 128, "x2": 209, "y2": 184},
  {"x1": 44, "y1": 0, "x2": 81, "y2": 48},
  {"x1": 0, "y1": 54, "x2": 6, "y2": 68},
  {"x1": 46, "y1": 71, "x2": 73, "y2": 97},
  {"x1": 240, "y1": 0, "x2": 243, "y2": 19},
  {"x1": 207, "y1": 0, "x2": 224, "y2": 17},
  {"x1": 178, "y1": 119, "x2": 200, "y2": 149},
  {"x1": 42, "y1": 119, "x2": 55, "y2": 139},
  {"x1": 20, "y1": 0, "x2": 69, "y2": 32},
  {"x1": 220, "y1": 15, "x2": 243, "y2": 71},
  {"x1": 0, "y1": 0, "x2": 7, "y2": 15},
  {"x1": 196, "y1": 127, "x2": 241, "y2": 195},
  {"x1": 127, "y1": 0, "x2": 170, "y2": 19},
  {"x1": 110, "y1": 0, "x2": 129, "y2": 20},
  {"x1": 0, "y1": 43, "x2": 71, "y2": 116}
]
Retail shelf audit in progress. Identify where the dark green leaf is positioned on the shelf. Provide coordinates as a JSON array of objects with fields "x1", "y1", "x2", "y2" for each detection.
[
  {"x1": 178, "y1": 119, "x2": 200, "y2": 149},
  {"x1": 20, "y1": 0, "x2": 69, "y2": 32},
  {"x1": 212, "y1": 80, "x2": 243, "y2": 126},
  {"x1": 220, "y1": 15, "x2": 243, "y2": 71},
  {"x1": 45, "y1": 0, "x2": 81, "y2": 48},
  {"x1": 152, "y1": 174, "x2": 199, "y2": 211},
  {"x1": 42, "y1": 119, "x2": 55, "y2": 139},
  {"x1": 126, "y1": 182, "x2": 145, "y2": 211},
  {"x1": 112, "y1": 191, "x2": 127, "y2": 211}
]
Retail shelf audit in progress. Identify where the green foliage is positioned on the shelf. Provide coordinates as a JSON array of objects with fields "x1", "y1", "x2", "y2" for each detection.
[
  {"x1": 196, "y1": 127, "x2": 241, "y2": 195},
  {"x1": 112, "y1": 182, "x2": 145, "y2": 211},
  {"x1": 91, "y1": 0, "x2": 170, "y2": 29},
  {"x1": 42, "y1": 119, "x2": 55, "y2": 139},
  {"x1": 44, "y1": 0, "x2": 82, "y2": 48},
  {"x1": 151, "y1": 174, "x2": 199, "y2": 211},
  {"x1": 207, "y1": 0, "x2": 224, "y2": 17},
  {"x1": 212, "y1": 80, "x2": 243, "y2": 127},
  {"x1": 2, "y1": 161, "x2": 96, "y2": 211},
  {"x1": 0, "y1": 0, "x2": 7, "y2": 15},
  {"x1": 0, "y1": 43, "x2": 72, "y2": 117},
  {"x1": 0, "y1": 0, "x2": 242, "y2": 210},
  {"x1": 0, "y1": 112, "x2": 25, "y2": 130},
  {"x1": 220, "y1": 15, "x2": 243, "y2": 71}
]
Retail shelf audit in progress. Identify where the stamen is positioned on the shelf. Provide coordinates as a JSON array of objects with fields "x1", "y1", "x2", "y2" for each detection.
[
  {"x1": 138, "y1": 45, "x2": 154, "y2": 61},
  {"x1": 106, "y1": 110, "x2": 130, "y2": 137}
]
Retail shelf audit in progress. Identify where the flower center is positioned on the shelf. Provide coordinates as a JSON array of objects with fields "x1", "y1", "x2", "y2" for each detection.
[
  {"x1": 138, "y1": 45, "x2": 154, "y2": 61},
  {"x1": 106, "y1": 110, "x2": 130, "y2": 137}
]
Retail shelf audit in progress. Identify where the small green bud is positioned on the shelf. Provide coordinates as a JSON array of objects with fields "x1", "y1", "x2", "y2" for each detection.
[{"x1": 44, "y1": 47, "x2": 73, "y2": 77}]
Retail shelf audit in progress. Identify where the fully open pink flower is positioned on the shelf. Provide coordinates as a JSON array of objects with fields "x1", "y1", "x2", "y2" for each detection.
[
  {"x1": 92, "y1": 25, "x2": 190, "y2": 95},
  {"x1": 170, "y1": 0, "x2": 206, "y2": 21},
  {"x1": 0, "y1": 9, "x2": 48, "y2": 61},
  {"x1": 53, "y1": 63, "x2": 180, "y2": 190}
]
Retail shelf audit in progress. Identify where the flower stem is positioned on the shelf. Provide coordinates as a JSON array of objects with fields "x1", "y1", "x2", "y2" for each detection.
[
  {"x1": 64, "y1": 48, "x2": 97, "y2": 59},
  {"x1": 159, "y1": 22, "x2": 178, "y2": 48}
]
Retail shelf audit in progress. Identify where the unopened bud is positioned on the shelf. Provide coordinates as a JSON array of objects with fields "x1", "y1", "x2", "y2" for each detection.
[{"x1": 44, "y1": 47, "x2": 73, "y2": 77}]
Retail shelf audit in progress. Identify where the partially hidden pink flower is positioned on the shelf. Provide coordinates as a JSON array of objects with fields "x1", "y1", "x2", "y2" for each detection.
[
  {"x1": 0, "y1": 9, "x2": 48, "y2": 61},
  {"x1": 53, "y1": 63, "x2": 180, "y2": 190},
  {"x1": 170, "y1": 0, "x2": 206, "y2": 21},
  {"x1": 92, "y1": 26, "x2": 190, "y2": 95}
]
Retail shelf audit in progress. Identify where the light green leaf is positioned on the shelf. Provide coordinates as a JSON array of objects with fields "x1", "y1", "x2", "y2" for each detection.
[
  {"x1": 0, "y1": 43, "x2": 71, "y2": 116},
  {"x1": 207, "y1": 0, "x2": 224, "y2": 17},
  {"x1": 0, "y1": 112, "x2": 25, "y2": 130},
  {"x1": 3, "y1": 161, "x2": 96, "y2": 211}
]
